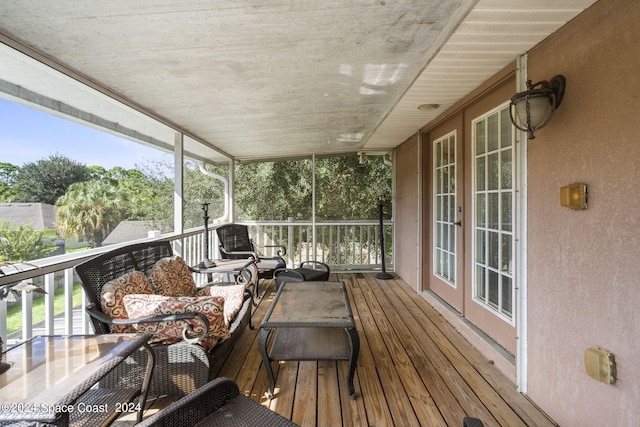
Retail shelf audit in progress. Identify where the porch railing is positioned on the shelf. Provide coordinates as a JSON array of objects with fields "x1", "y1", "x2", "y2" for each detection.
[{"x1": 0, "y1": 220, "x2": 392, "y2": 347}]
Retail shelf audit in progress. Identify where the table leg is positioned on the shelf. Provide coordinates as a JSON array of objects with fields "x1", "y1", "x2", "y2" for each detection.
[
  {"x1": 138, "y1": 342, "x2": 156, "y2": 423},
  {"x1": 258, "y1": 328, "x2": 276, "y2": 399},
  {"x1": 346, "y1": 327, "x2": 360, "y2": 399}
]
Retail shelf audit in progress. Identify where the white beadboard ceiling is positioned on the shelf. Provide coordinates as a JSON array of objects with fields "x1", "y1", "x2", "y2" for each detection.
[{"x1": 0, "y1": 0, "x2": 597, "y2": 163}]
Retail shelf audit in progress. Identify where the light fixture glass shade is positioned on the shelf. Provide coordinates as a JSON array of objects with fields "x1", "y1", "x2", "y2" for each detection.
[{"x1": 514, "y1": 95, "x2": 553, "y2": 130}]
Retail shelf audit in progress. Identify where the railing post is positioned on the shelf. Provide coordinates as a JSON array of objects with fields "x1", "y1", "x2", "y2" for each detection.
[
  {"x1": 64, "y1": 268, "x2": 74, "y2": 335},
  {"x1": 0, "y1": 299, "x2": 7, "y2": 347},
  {"x1": 82, "y1": 291, "x2": 91, "y2": 335},
  {"x1": 287, "y1": 217, "x2": 294, "y2": 267},
  {"x1": 21, "y1": 282, "x2": 33, "y2": 342},
  {"x1": 44, "y1": 273, "x2": 55, "y2": 335}
]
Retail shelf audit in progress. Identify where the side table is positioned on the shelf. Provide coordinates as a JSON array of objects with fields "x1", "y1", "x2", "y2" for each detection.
[
  {"x1": 0, "y1": 334, "x2": 155, "y2": 426},
  {"x1": 190, "y1": 258, "x2": 258, "y2": 301}
]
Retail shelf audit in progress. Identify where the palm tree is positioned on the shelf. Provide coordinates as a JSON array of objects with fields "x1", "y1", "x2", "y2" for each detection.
[{"x1": 55, "y1": 181, "x2": 123, "y2": 247}]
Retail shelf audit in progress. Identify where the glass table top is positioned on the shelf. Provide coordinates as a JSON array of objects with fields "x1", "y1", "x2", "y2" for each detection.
[
  {"x1": 262, "y1": 281, "x2": 354, "y2": 328},
  {"x1": 0, "y1": 334, "x2": 148, "y2": 405}
]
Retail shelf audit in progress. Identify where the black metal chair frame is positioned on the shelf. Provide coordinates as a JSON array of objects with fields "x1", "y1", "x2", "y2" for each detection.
[{"x1": 216, "y1": 223, "x2": 286, "y2": 296}]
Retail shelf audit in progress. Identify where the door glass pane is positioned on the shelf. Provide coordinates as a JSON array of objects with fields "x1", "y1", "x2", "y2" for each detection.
[
  {"x1": 450, "y1": 165, "x2": 456, "y2": 191},
  {"x1": 488, "y1": 113, "x2": 499, "y2": 152},
  {"x1": 488, "y1": 231, "x2": 499, "y2": 269},
  {"x1": 476, "y1": 122, "x2": 485, "y2": 154},
  {"x1": 502, "y1": 276, "x2": 513, "y2": 316},
  {"x1": 476, "y1": 230, "x2": 486, "y2": 264},
  {"x1": 449, "y1": 195, "x2": 456, "y2": 223},
  {"x1": 501, "y1": 192, "x2": 512, "y2": 232},
  {"x1": 501, "y1": 149, "x2": 512, "y2": 189},
  {"x1": 449, "y1": 136, "x2": 456, "y2": 161},
  {"x1": 488, "y1": 270, "x2": 499, "y2": 307},
  {"x1": 502, "y1": 234, "x2": 512, "y2": 274},
  {"x1": 501, "y1": 109, "x2": 512, "y2": 148},
  {"x1": 476, "y1": 194, "x2": 486, "y2": 227},
  {"x1": 488, "y1": 153, "x2": 499, "y2": 190},
  {"x1": 450, "y1": 254, "x2": 456, "y2": 282},
  {"x1": 476, "y1": 157, "x2": 486, "y2": 191},
  {"x1": 476, "y1": 266, "x2": 486, "y2": 300},
  {"x1": 488, "y1": 193, "x2": 499, "y2": 229}
]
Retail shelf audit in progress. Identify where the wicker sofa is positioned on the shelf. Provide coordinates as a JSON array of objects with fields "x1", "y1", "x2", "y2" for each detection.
[{"x1": 75, "y1": 240, "x2": 253, "y2": 397}]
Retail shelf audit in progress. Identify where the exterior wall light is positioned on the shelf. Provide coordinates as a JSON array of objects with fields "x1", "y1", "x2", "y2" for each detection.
[{"x1": 509, "y1": 75, "x2": 566, "y2": 139}]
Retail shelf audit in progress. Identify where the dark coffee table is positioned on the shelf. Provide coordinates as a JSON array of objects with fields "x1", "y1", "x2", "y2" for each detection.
[{"x1": 258, "y1": 281, "x2": 360, "y2": 399}]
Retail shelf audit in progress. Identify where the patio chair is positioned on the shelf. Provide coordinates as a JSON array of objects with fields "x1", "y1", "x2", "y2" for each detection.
[
  {"x1": 136, "y1": 377, "x2": 299, "y2": 427},
  {"x1": 216, "y1": 223, "x2": 286, "y2": 294},
  {"x1": 74, "y1": 241, "x2": 253, "y2": 397},
  {"x1": 273, "y1": 260, "x2": 331, "y2": 290}
]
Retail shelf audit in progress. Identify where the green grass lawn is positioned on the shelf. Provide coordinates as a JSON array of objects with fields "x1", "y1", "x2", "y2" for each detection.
[{"x1": 6, "y1": 283, "x2": 84, "y2": 334}]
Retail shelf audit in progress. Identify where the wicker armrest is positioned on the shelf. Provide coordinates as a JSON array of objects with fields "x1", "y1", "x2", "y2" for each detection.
[
  {"x1": 218, "y1": 246, "x2": 260, "y2": 260},
  {"x1": 86, "y1": 304, "x2": 209, "y2": 343},
  {"x1": 252, "y1": 240, "x2": 287, "y2": 257},
  {"x1": 136, "y1": 377, "x2": 239, "y2": 427}
]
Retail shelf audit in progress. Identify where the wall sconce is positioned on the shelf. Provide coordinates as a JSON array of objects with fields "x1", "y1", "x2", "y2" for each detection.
[
  {"x1": 560, "y1": 183, "x2": 587, "y2": 210},
  {"x1": 509, "y1": 75, "x2": 566, "y2": 139}
]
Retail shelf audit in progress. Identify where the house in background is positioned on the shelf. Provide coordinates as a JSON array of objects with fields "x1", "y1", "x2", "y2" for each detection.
[
  {"x1": 101, "y1": 220, "x2": 160, "y2": 246},
  {"x1": 0, "y1": 203, "x2": 55, "y2": 229}
]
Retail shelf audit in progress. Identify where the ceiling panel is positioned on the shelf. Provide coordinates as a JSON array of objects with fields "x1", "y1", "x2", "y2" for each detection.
[{"x1": 0, "y1": 0, "x2": 598, "y2": 161}]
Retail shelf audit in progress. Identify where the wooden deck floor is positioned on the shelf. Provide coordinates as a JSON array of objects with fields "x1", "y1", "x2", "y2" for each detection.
[{"x1": 136, "y1": 273, "x2": 557, "y2": 427}]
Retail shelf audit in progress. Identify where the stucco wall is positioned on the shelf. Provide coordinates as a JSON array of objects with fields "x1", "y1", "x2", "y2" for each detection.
[
  {"x1": 394, "y1": 134, "x2": 420, "y2": 289},
  {"x1": 526, "y1": 0, "x2": 640, "y2": 424}
]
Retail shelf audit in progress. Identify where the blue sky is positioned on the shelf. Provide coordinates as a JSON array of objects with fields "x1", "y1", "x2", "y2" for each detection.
[{"x1": 0, "y1": 98, "x2": 171, "y2": 169}]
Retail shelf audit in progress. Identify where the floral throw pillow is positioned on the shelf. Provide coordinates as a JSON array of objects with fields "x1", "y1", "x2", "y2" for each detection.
[
  {"x1": 148, "y1": 256, "x2": 197, "y2": 297},
  {"x1": 195, "y1": 284, "x2": 245, "y2": 324},
  {"x1": 122, "y1": 294, "x2": 229, "y2": 350},
  {"x1": 100, "y1": 271, "x2": 153, "y2": 334}
]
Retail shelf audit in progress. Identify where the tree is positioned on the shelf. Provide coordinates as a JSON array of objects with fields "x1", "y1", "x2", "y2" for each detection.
[
  {"x1": 55, "y1": 180, "x2": 123, "y2": 247},
  {"x1": 12, "y1": 154, "x2": 90, "y2": 205},
  {"x1": 0, "y1": 220, "x2": 56, "y2": 262},
  {"x1": 233, "y1": 155, "x2": 391, "y2": 221},
  {"x1": 234, "y1": 159, "x2": 313, "y2": 221},
  {"x1": 135, "y1": 160, "x2": 228, "y2": 231},
  {"x1": 315, "y1": 155, "x2": 392, "y2": 220},
  {"x1": 0, "y1": 162, "x2": 19, "y2": 202}
]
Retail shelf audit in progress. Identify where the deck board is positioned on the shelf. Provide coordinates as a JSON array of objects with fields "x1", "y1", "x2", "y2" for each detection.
[{"x1": 129, "y1": 273, "x2": 557, "y2": 427}]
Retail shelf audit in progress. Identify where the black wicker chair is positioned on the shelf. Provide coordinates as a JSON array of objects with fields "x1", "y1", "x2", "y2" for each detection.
[
  {"x1": 137, "y1": 377, "x2": 298, "y2": 427},
  {"x1": 273, "y1": 260, "x2": 331, "y2": 291},
  {"x1": 216, "y1": 223, "x2": 286, "y2": 295},
  {"x1": 74, "y1": 240, "x2": 253, "y2": 397}
]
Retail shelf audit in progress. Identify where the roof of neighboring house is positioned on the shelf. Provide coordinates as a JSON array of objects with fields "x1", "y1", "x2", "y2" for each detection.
[
  {"x1": 102, "y1": 220, "x2": 160, "y2": 246},
  {"x1": 0, "y1": 203, "x2": 56, "y2": 229}
]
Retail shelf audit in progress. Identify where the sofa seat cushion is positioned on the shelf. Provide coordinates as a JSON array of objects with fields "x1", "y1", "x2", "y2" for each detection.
[
  {"x1": 195, "y1": 284, "x2": 246, "y2": 324},
  {"x1": 149, "y1": 256, "x2": 197, "y2": 297},
  {"x1": 100, "y1": 271, "x2": 153, "y2": 334},
  {"x1": 122, "y1": 294, "x2": 230, "y2": 350}
]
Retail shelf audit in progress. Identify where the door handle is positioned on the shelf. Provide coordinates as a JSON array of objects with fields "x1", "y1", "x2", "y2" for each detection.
[{"x1": 454, "y1": 220, "x2": 462, "y2": 227}]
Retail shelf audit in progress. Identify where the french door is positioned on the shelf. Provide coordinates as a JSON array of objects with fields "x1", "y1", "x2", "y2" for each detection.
[{"x1": 430, "y1": 130, "x2": 465, "y2": 311}]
